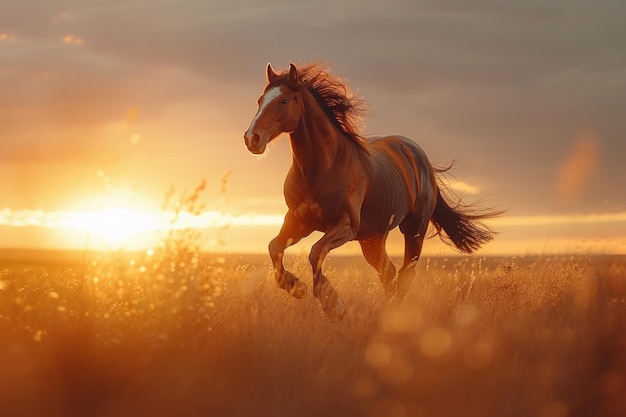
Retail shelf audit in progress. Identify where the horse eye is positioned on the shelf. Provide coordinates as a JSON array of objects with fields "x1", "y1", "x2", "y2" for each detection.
[{"x1": 281, "y1": 98, "x2": 291, "y2": 105}]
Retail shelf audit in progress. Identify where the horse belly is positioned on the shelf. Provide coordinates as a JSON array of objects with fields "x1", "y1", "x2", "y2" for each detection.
[
  {"x1": 356, "y1": 147, "x2": 415, "y2": 239},
  {"x1": 356, "y1": 190, "x2": 411, "y2": 239}
]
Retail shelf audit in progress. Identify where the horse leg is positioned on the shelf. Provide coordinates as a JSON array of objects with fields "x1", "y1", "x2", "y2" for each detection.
[
  {"x1": 396, "y1": 216, "x2": 429, "y2": 301},
  {"x1": 359, "y1": 236, "x2": 397, "y2": 298},
  {"x1": 269, "y1": 211, "x2": 313, "y2": 298},
  {"x1": 309, "y1": 215, "x2": 356, "y2": 321}
]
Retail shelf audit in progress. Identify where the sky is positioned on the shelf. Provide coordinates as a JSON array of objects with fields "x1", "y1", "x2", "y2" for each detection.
[{"x1": 1, "y1": 0, "x2": 625, "y2": 255}]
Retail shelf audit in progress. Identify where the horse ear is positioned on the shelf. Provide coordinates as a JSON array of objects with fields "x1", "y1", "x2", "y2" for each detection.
[
  {"x1": 267, "y1": 63, "x2": 278, "y2": 83},
  {"x1": 288, "y1": 63, "x2": 298, "y2": 83}
]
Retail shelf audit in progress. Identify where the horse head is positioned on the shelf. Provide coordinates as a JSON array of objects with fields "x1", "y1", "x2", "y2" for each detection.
[{"x1": 244, "y1": 63, "x2": 303, "y2": 154}]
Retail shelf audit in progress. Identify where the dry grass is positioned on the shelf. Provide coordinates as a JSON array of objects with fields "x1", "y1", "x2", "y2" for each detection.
[{"x1": 1, "y1": 247, "x2": 624, "y2": 417}]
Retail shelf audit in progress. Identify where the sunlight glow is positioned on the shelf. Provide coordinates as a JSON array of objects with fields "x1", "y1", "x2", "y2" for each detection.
[
  {"x1": 0, "y1": 208, "x2": 283, "y2": 249},
  {"x1": 1, "y1": 208, "x2": 625, "y2": 254}
]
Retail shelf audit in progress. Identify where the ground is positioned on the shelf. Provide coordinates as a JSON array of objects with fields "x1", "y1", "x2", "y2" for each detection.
[{"x1": 0, "y1": 247, "x2": 624, "y2": 417}]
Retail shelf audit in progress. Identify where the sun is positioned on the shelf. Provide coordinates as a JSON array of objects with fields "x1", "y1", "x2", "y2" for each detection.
[
  {"x1": 53, "y1": 203, "x2": 282, "y2": 250},
  {"x1": 70, "y1": 208, "x2": 161, "y2": 248}
]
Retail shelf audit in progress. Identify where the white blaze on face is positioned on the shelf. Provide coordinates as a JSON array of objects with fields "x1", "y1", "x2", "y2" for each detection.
[{"x1": 246, "y1": 86, "x2": 282, "y2": 141}]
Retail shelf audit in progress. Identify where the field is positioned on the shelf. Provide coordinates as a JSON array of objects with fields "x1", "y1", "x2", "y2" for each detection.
[{"x1": 1, "y1": 245, "x2": 625, "y2": 417}]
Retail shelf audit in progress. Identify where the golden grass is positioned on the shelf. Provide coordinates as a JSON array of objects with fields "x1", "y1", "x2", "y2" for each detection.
[{"x1": 1, "y1": 248, "x2": 624, "y2": 417}]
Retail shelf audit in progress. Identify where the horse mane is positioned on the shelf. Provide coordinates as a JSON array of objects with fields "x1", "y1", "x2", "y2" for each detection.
[{"x1": 267, "y1": 63, "x2": 371, "y2": 154}]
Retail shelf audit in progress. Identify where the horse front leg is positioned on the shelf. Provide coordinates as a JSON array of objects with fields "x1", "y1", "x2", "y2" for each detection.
[
  {"x1": 309, "y1": 214, "x2": 356, "y2": 321},
  {"x1": 269, "y1": 212, "x2": 312, "y2": 298}
]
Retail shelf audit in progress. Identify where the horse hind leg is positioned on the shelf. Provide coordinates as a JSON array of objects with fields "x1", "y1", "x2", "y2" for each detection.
[
  {"x1": 396, "y1": 215, "x2": 429, "y2": 301},
  {"x1": 359, "y1": 236, "x2": 397, "y2": 298}
]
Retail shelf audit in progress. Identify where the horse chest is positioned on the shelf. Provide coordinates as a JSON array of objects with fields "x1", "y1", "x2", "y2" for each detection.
[
  {"x1": 285, "y1": 171, "x2": 350, "y2": 228},
  {"x1": 291, "y1": 198, "x2": 326, "y2": 226}
]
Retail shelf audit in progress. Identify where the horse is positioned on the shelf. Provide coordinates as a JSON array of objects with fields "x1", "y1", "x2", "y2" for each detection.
[{"x1": 244, "y1": 62, "x2": 502, "y2": 321}]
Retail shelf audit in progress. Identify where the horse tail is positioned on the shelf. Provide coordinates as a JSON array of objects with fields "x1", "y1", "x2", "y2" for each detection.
[{"x1": 430, "y1": 165, "x2": 504, "y2": 254}]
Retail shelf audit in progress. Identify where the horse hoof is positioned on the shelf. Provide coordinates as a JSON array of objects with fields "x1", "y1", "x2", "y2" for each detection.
[
  {"x1": 325, "y1": 297, "x2": 347, "y2": 322},
  {"x1": 289, "y1": 280, "x2": 308, "y2": 299}
]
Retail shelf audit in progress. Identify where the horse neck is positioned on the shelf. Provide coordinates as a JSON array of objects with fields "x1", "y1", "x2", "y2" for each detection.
[{"x1": 288, "y1": 90, "x2": 349, "y2": 178}]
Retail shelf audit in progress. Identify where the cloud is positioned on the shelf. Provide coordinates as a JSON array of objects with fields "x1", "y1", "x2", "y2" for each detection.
[
  {"x1": 62, "y1": 34, "x2": 83, "y2": 45},
  {"x1": 488, "y1": 211, "x2": 626, "y2": 227},
  {"x1": 556, "y1": 129, "x2": 599, "y2": 204}
]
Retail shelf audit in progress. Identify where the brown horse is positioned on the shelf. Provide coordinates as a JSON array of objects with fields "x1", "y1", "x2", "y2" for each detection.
[{"x1": 244, "y1": 63, "x2": 501, "y2": 321}]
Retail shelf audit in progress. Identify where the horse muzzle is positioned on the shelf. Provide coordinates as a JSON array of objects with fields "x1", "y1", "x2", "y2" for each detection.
[{"x1": 244, "y1": 131, "x2": 267, "y2": 154}]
